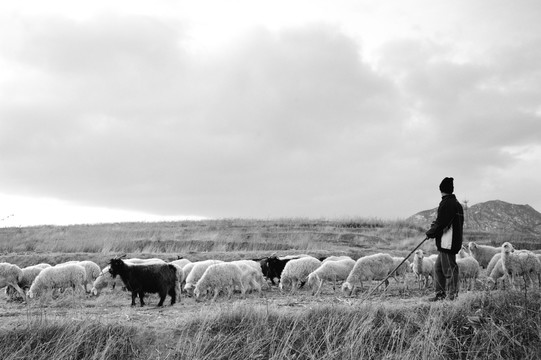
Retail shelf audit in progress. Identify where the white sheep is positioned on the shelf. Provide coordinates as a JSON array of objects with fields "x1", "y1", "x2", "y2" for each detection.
[
  {"x1": 167, "y1": 263, "x2": 185, "y2": 301},
  {"x1": 500, "y1": 242, "x2": 541, "y2": 290},
  {"x1": 0, "y1": 263, "x2": 26, "y2": 301},
  {"x1": 229, "y1": 259, "x2": 262, "y2": 272},
  {"x1": 181, "y1": 262, "x2": 196, "y2": 279},
  {"x1": 307, "y1": 257, "x2": 355, "y2": 296},
  {"x1": 468, "y1": 242, "x2": 501, "y2": 269},
  {"x1": 486, "y1": 253, "x2": 502, "y2": 279},
  {"x1": 341, "y1": 253, "x2": 395, "y2": 296},
  {"x1": 279, "y1": 256, "x2": 322, "y2": 293},
  {"x1": 90, "y1": 265, "x2": 125, "y2": 296},
  {"x1": 6, "y1": 263, "x2": 52, "y2": 300},
  {"x1": 78, "y1": 261, "x2": 101, "y2": 292},
  {"x1": 456, "y1": 250, "x2": 480, "y2": 291},
  {"x1": 193, "y1": 262, "x2": 245, "y2": 301},
  {"x1": 486, "y1": 259, "x2": 508, "y2": 290},
  {"x1": 230, "y1": 260, "x2": 267, "y2": 294},
  {"x1": 411, "y1": 250, "x2": 434, "y2": 289},
  {"x1": 27, "y1": 263, "x2": 86, "y2": 298},
  {"x1": 486, "y1": 253, "x2": 500, "y2": 272},
  {"x1": 184, "y1": 260, "x2": 224, "y2": 294},
  {"x1": 55, "y1": 260, "x2": 101, "y2": 292},
  {"x1": 486, "y1": 251, "x2": 538, "y2": 290}
]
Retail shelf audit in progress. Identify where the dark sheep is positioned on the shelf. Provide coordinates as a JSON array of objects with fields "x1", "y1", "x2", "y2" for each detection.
[
  {"x1": 109, "y1": 258, "x2": 177, "y2": 307},
  {"x1": 259, "y1": 256, "x2": 293, "y2": 285}
]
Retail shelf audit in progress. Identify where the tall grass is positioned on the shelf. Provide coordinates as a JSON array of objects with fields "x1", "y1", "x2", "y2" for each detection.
[
  {"x1": 3, "y1": 290, "x2": 539, "y2": 359},
  {"x1": 0, "y1": 318, "x2": 141, "y2": 360},
  {"x1": 165, "y1": 290, "x2": 541, "y2": 359}
]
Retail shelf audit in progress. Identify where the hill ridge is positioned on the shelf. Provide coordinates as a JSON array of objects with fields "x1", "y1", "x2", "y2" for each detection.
[{"x1": 407, "y1": 199, "x2": 541, "y2": 235}]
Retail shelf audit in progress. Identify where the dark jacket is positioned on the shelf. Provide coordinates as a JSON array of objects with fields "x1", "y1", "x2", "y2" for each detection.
[{"x1": 426, "y1": 194, "x2": 464, "y2": 254}]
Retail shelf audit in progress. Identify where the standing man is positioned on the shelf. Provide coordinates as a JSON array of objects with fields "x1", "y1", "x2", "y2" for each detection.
[{"x1": 425, "y1": 177, "x2": 464, "y2": 301}]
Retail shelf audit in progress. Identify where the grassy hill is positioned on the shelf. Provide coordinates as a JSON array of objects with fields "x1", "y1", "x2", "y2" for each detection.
[{"x1": 0, "y1": 218, "x2": 429, "y2": 268}]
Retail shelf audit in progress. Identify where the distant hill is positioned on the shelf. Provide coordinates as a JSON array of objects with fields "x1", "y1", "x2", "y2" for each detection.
[{"x1": 407, "y1": 200, "x2": 541, "y2": 235}]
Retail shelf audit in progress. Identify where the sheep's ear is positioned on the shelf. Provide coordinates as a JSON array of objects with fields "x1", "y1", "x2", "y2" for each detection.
[{"x1": 119, "y1": 254, "x2": 127, "y2": 259}]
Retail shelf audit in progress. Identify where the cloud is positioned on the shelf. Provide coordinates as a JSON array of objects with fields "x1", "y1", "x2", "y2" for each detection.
[
  {"x1": 1, "y1": 7, "x2": 541, "y2": 220},
  {"x1": 0, "y1": 16, "x2": 408, "y2": 218},
  {"x1": 378, "y1": 36, "x2": 541, "y2": 169}
]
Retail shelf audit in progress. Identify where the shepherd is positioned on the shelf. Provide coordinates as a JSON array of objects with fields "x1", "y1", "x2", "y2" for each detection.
[{"x1": 425, "y1": 177, "x2": 464, "y2": 301}]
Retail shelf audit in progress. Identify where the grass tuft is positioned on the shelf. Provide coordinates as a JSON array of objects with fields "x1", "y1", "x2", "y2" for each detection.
[{"x1": 0, "y1": 318, "x2": 141, "y2": 360}]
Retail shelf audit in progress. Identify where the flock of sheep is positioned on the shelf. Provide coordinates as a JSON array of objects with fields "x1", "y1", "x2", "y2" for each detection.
[{"x1": 0, "y1": 240, "x2": 540, "y2": 306}]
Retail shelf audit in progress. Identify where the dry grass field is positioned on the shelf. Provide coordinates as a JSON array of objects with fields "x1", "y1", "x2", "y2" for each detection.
[{"x1": 0, "y1": 218, "x2": 540, "y2": 359}]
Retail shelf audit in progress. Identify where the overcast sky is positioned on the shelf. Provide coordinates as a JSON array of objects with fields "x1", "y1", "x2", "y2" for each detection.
[{"x1": 1, "y1": 0, "x2": 541, "y2": 226}]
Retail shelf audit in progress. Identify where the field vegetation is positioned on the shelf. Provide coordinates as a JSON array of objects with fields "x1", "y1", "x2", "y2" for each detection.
[{"x1": 0, "y1": 218, "x2": 540, "y2": 359}]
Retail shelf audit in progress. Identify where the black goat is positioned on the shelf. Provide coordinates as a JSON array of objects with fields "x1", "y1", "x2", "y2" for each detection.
[
  {"x1": 109, "y1": 258, "x2": 177, "y2": 307},
  {"x1": 259, "y1": 256, "x2": 293, "y2": 285}
]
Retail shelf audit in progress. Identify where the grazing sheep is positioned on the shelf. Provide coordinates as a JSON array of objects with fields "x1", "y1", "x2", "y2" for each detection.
[
  {"x1": 279, "y1": 256, "x2": 322, "y2": 293},
  {"x1": 56, "y1": 260, "x2": 101, "y2": 292},
  {"x1": 259, "y1": 256, "x2": 293, "y2": 285},
  {"x1": 0, "y1": 263, "x2": 26, "y2": 301},
  {"x1": 78, "y1": 261, "x2": 101, "y2": 292},
  {"x1": 231, "y1": 259, "x2": 264, "y2": 273},
  {"x1": 194, "y1": 262, "x2": 245, "y2": 301},
  {"x1": 307, "y1": 257, "x2": 356, "y2": 296},
  {"x1": 181, "y1": 262, "x2": 196, "y2": 278},
  {"x1": 486, "y1": 250, "x2": 537, "y2": 290},
  {"x1": 341, "y1": 253, "x2": 395, "y2": 296},
  {"x1": 230, "y1": 260, "x2": 267, "y2": 293},
  {"x1": 486, "y1": 253, "x2": 502, "y2": 277},
  {"x1": 412, "y1": 250, "x2": 435, "y2": 289},
  {"x1": 6, "y1": 263, "x2": 52, "y2": 300},
  {"x1": 90, "y1": 265, "x2": 126, "y2": 296},
  {"x1": 456, "y1": 251, "x2": 480, "y2": 291},
  {"x1": 109, "y1": 258, "x2": 177, "y2": 307},
  {"x1": 486, "y1": 259, "x2": 508, "y2": 290},
  {"x1": 184, "y1": 260, "x2": 224, "y2": 294},
  {"x1": 91, "y1": 257, "x2": 169, "y2": 296},
  {"x1": 500, "y1": 243, "x2": 541, "y2": 289},
  {"x1": 468, "y1": 242, "x2": 500, "y2": 269},
  {"x1": 27, "y1": 264, "x2": 86, "y2": 298},
  {"x1": 168, "y1": 263, "x2": 185, "y2": 301},
  {"x1": 92, "y1": 259, "x2": 177, "y2": 299}
]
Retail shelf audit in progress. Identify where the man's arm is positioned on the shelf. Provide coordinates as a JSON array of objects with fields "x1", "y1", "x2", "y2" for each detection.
[{"x1": 426, "y1": 201, "x2": 454, "y2": 238}]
